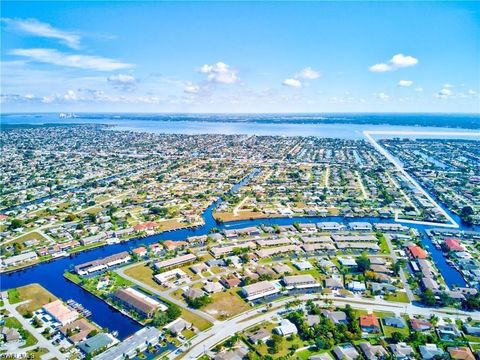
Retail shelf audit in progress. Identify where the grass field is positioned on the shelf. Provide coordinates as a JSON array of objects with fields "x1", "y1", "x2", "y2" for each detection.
[
  {"x1": 382, "y1": 323, "x2": 410, "y2": 338},
  {"x1": 203, "y1": 289, "x2": 251, "y2": 320},
  {"x1": 8, "y1": 284, "x2": 57, "y2": 315},
  {"x1": 180, "y1": 308, "x2": 212, "y2": 331},
  {"x1": 4, "y1": 317, "x2": 38, "y2": 347},
  {"x1": 26, "y1": 347, "x2": 48, "y2": 360},
  {"x1": 385, "y1": 291, "x2": 410, "y2": 303},
  {"x1": 123, "y1": 263, "x2": 164, "y2": 290},
  {"x1": 9, "y1": 231, "x2": 48, "y2": 246}
]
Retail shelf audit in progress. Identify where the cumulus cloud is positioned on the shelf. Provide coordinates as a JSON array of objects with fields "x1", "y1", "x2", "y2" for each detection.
[
  {"x1": 436, "y1": 88, "x2": 454, "y2": 99},
  {"x1": 468, "y1": 89, "x2": 478, "y2": 96},
  {"x1": 398, "y1": 80, "x2": 413, "y2": 87},
  {"x1": 198, "y1": 61, "x2": 238, "y2": 84},
  {"x1": 296, "y1": 67, "x2": 321, "y2": 80},
  {"x1": 107, "y1": 73, "x2": 136, "y2": 90},
  {"x1": 369, "y1": 54, "x2": 418, "y2": 72},
  {"x1": 10, "y1": 48, "x2": 133, "y2": 71},
  {"x1": 375, "y1": 92, "x2": 390, "y2": 101},
  {"x1": 184, "y1": 82, "x2": 200, "y2": 94},
  {"x1": 282, "y1": 78, "x2": 302, "y2": 88},
  {"x1": 2, "y1": 18, "x2": 81, "y2": 49}
]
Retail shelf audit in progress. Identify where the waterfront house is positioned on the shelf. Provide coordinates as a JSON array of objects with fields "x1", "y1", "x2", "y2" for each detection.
[
  {"x1": 42, "y1": 300, "x2": 79, "y2": 326},
  {"x1": 113, "y1": 287, "x2": 167, "y2": 318}
]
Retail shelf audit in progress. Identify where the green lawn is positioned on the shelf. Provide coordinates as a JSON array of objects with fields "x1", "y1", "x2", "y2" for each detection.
[
  {"x1": 385, "y1": 291, "x2": 410, "y2": 303},
  {"x1": 382, "y1": 324, "x2": 410, "y2": 338},
  {"x1": 4, "y1": 317, "x2": 38, "y2": 347},
  {"x1": 7, "y1": 288, "x2": 21, "y2": 304}
]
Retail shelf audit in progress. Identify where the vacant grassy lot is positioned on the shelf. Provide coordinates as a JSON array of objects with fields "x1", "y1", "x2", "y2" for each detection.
[
  {"x1": 10, "y1": 284, "x2": 57, "y2": 315},
  {"x1": 385, "y1": 291, "x2": 410, "y2": 303},
  {"x1": 180, "y1": 308, "x2": 212, "y2": 331},
  {"x1": 10, "y1": 231, "x2": 48, "y2": 246},
  {"x1": 124, "y1": 263, "x2": 163, "y2": 290},
  {"x1": 203, "y1": 289, "x2": 251, "y2": 320}
]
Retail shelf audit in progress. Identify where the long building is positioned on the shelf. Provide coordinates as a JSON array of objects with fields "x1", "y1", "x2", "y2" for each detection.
[
  {"x1": 283, "y1": 274, "x2": 320, "y2": 290},
  {"x1": 93, "y1": 327, "x2": 162, "y2": 360},
  {"x1": 209, "y1": 242, "x2": 256, "y2": 258},
  {"x1": 154, "y1": 253, "x2": 196, "y2": 270},
  {"x1": 74, "y1": 252, "x2": 131, "y2": 275},
  {"x1": 113, "y1": 287, "x2": 167, "y2": 318},
  {"x1": 241, "y1": 280, "x2": 280, "y2": 301}
]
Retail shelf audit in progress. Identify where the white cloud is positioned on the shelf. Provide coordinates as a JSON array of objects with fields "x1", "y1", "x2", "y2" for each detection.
[
  {"x1": 468, "y1": 89, "x2": 478, "y2": 96},
  {"x1": 296, "y1": 67, "x2": 320, "y2": 80},
  {"x1": 398, "y1": 80, "x2": 413, "y2": 87},
  {"x1": 184, "y1": 82, "x2": 200, "y2": 94},
  {"x1": 375, "y1": 92, "x2": 390, "y2": 101},
  {"x1": 107, "y1": 74, "x2": 136, "y2": 90},
  {"x1": 369, "y1": 53, "x2": 418, "y2": 72},
  {"x1": 10, "y1": 48, "x2": 133, "y2": 71},
  {"x1": 369, "y1": 63, "x2": 392, "y2": 73},
  {"x1": 443, "y1": 83, "x2": 454, "y2": 88},
  {"x1": 282, "y1": 78, "x2": 302, "y2": 88},
  {"x1": 415, "y1": 87, "x2": 424, "y2": 92},
  {"x1": 436, "y1": 88, "x2": 453, "y2": 99},
  {"x1": 198, "y1": 61, "x2": 238, "y2": 84},
  {"x1": 2, "y1": 18, "x2": 81, "y2": 49}
]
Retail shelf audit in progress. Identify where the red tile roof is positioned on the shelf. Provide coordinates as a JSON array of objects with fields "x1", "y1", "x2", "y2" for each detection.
[
  {"x1": 444, "y1": 238, "x2": 464, "y2": 251},
  {"x1": 407, "y1": 245, "x2": 428, "y2": 259},
  {"x1": 359, "y1": 313, "x2": 379, "y2": 328},
  {"x1": 134, "y1": 221, "x2": 160, "y2": 231}
]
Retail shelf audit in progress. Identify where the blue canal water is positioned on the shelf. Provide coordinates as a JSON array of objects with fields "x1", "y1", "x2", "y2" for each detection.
[{"x1": 1, "y1": 199, "x2": 477, "y2": 339}]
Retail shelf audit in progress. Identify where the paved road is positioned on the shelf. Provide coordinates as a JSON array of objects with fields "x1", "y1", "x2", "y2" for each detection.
[
  {"x1": 384, "y1": 234, "x2": 416, "y2": 302},
  {"x1": 0, "y1": 292, "x2": 65, "y2": 359},
  {"x1": 177, "y1": 293, "x2": 480, "y2": 359}
]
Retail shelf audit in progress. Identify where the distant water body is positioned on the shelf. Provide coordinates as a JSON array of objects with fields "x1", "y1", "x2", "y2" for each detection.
[{"x1": 1, "y1": 113, "x2": 479, "y2": 139}]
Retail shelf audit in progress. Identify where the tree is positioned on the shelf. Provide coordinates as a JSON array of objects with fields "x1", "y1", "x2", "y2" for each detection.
[
  {"x1": 460, "y1": 206, "x2": 474, "y2": 224},
  {"x1": 9, "y1": 218, "x2": 23, "y2": 229},
  {"x1": 391, "y1": 331, "x2": 406, "y2": 343},
  {"x1": 356, "y1": 254, "x2": 371, "y2": 273},
  {"x1": 421, "y1": 289, "x2": 436, "y2": 306}
]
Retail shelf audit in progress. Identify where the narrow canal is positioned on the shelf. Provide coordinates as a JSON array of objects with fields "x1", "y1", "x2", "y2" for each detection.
[{"x1": 0, "y1": 169, "x2": 477, "y2": 339}]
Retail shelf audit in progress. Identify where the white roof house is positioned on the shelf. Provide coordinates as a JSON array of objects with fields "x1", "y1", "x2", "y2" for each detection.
[{"x1": 274, "y1": 319, "x2": 298, "y2": 336}]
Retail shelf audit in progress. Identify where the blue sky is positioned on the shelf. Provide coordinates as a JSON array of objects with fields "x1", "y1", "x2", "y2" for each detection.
[{"x1": 1, "y1": 1, "x2": 479, "y2": 113}]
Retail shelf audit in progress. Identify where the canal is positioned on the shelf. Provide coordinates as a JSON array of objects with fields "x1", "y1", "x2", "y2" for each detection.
[{"x1": 0, "y1": 169, "x2": 477, "y2": 339}]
